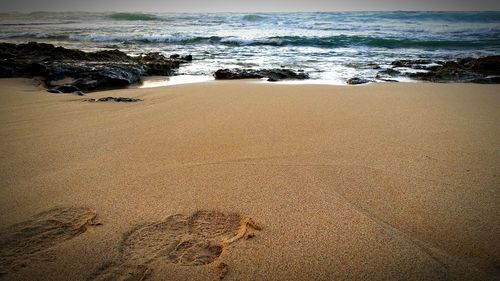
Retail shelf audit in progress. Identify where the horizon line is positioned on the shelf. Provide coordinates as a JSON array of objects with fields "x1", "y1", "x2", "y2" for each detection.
[{"x1": 2, "y1": 10, "x2": 500, "y2": 14}]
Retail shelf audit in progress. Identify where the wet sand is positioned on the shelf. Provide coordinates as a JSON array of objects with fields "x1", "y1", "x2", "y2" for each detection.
[{"x1": 0, "y1": 78, "x2": 499, "y2": 280}]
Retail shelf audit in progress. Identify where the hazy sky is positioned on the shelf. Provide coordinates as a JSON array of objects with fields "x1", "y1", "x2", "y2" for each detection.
[{"x1": 1, "y1": 0, "x2": 499, "y2": 12}]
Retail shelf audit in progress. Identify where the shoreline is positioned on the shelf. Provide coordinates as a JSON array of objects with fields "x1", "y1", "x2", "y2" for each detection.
[
  {"x1": 2, "y1": 11, "x2": 499, "y2": 86},
  {"x1": 1, "y1": 42, "x2": 499, "y2": 96},
  {"x1": 133, "y1": 75, "x2": 415, "y2": 88},
  {"x1": 1, "y1": 78, "x2": 499, "y2": 280}
]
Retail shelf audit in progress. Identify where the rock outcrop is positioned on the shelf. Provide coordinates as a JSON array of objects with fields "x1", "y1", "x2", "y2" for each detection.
[
  {"x1": 390, "y1": 56, "x2": 500, "y2": 83},
  {"x1": 214, "y1": 68, "x2": 309, "y2": 82},
  {"x1": 0, "y1": 42, "x2": 192, "y2": 91},
  {"x1": 347, "y1": 77, "x2": 372, "y2": 85}
]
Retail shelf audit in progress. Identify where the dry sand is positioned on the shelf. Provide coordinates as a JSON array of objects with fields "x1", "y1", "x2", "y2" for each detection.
[{"x1": 0, "y1": 78, "x2": 499, "y2": 281}]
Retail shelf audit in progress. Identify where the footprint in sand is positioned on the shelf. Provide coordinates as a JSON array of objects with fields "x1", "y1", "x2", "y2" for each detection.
[
  {"x1": 90, "y1": 210, "x2": 260, "y2": 281},
  {"x1": 0, "y1": 207, "x2": 100, "y2": 275},
  {"x1": 87, "y1": 262, "x2": 152, "y2": 281}
]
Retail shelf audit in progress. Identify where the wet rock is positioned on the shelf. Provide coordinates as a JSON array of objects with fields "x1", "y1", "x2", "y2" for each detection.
[
  {"x1": 346, "y1": 62, "x2": 380, "y2": 70},
  {"x1": 468, "y1": 76, "x2": 500, "y2": 84},
  {"x1": 408, "y1": 56, "x2": 500, "y2": 83},
  {"x1": 143, "y1": 62, "x2": 179, "y2": 76},
  {"x1": 391, "y1": 59, "x2": 432, "y2": 68},
  {"x1": 75, "y1": 91, "x2": 85, "y2": 96},
  {"x1": 56, "y1": 84, "x2": 80, "y2": 93},
  {"x1": 368, "y1": 62, "x2": 381, "y2": 69},
  {"x1": 0, "y1": 42, "x2": 192, "y2": 91},
  {"x1": 266, "y1": 69, "x2": 308, "y2": 81},
  {"x1": 214, "y1": 69, "x2": 264, "y2": 80},
  {"x1": 86, "y1": 49, "x2": 132, "y2": 62},
  {"x1": 466, "y1": 56, "x2": 500, "y2": 75},
  {"x1": 379, "y1": 79, "x2": 399, "y2": 82},
  {"x1": 1, "y1": 42, "x2": 86, "y2": 62},
  {"x1": 86, "y1": 97, "x2": 143, "y2": 102},
  {"x1": 41, "y1": 61, "x2": 146, "y2": 91},
  {"x1": 376, "y1": 68, "x2": 401, "y2": 77},
  {"x1": 375, "y1": 68, "x2": 402, "y2": 80},
  {"x1": 137, "y1": 52, "x2": 192, "y2": 76},
  {"x1": 73, "y1": 63, "x2": 145, "y2": 91},
  {"x1": 47, "y1": 88, "x2": 62, "y2": 94},
  {"x1": 214, "y1": 68, "x2": 309, "y2": 81},
  {"x1": 347, "y1": 77, "x2": 371, "y2": 85}
]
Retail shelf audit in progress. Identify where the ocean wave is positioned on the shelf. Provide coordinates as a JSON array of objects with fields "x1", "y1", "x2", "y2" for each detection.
[
  {"x1": 108, "y1": 12, "x2": 158, "y2": 21},
  {"x1": 242, "y1": 35, "x2": 500, "y2": 49},
  {"x1": 215, "y1": 35, "x2": 500, "y2": 49},
  {"x1": 3, "y1": 32, "x2": 500, "y2": 49},
  {"x1": 0, "y1": 11, "x2": 158, "y2": 21},
  {"x1": 96, "y1": 34, "x2": 500, "y2": 49},
  {"x1": 68, "y1": 34, "x2": 221, "y2": 43},
  {"x1": 349, "y1": 11, "x2": 500, "y2": 23},
  {"x1": 0, "y1": 21, "x2": 80, "y2": 26},
  {"x1": 0, "y1": 32, "x2": 69, "y2": 39},
  {"x1": 242, "y1": 14, "x2": 266, "y2": 22}
]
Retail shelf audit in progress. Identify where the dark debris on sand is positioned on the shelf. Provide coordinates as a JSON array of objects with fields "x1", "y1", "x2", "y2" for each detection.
[{"x1": 85, "y1": 97, "x2": 143, "y2": 103}]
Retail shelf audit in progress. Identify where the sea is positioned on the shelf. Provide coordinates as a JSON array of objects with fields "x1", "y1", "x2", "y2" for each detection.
[{"x1": 1, "y1": 11, "x2": 499, "y2": 84}]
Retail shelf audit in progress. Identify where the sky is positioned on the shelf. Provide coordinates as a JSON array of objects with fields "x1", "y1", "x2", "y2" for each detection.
[{"x1": 0, "y1": 0, "x2": 499, "y2": 12}]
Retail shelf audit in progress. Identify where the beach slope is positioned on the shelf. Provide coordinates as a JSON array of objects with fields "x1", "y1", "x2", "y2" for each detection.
[{"x1": 0, "y1": 79, "x2": 499, "y2": 281}]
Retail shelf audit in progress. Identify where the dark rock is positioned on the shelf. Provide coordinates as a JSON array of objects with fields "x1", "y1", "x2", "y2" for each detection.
[
  {"x1": 86, "y1": 97, "x2": 143, "y2": 102},
  {"x1": 469, "y1": 76, "x2": 500, "y2": 84},
  {"x1": 266, "y1": 69, "x2": 309, "y2": 81},
  {"x1": 375, "y1": 68, "x2": 402, "y2": 80},
  {"x1": 56, "y1": 84, "x2": 80, "y2": 93},
  {"x1": 47, "y1": 88, "x2": 62, "y2": 94},
  {"x1": 368, "y1": 63, "x2": 381, "y2": 69},
  {"x1": 214, "y1": 68, "x2": 309, "y2": 81},
  {"x1": 468, "y1": 56, "x2": 500, "y2": 75},
  {"x1": 408, "y1": 56, "x2": 500, "y2": 83},
  {"x1": 0, "y1": 42, "x2": 86, "y2": 62},
  {"x1": 0, "y1": 42, "x2": 192, "y2": 92},
  {"x1": 214, "y1": 69, "x2": 264, "y2": 80},
  {"x1": 138, "y1": 52, "x2": 184, "y2": 76},
  {"x1": 376, "y1": 68, "x2": 401, "y2": 77},
  {"x1": 24, "y1": 63, "x2": 48, "y2": 76},
  {"x1": 86, "y1": 49, "x2": 133, "y2": 62},
  {"x1": 113, "y1": 97, "x2": 142, "y2": 102},
  {"x1": 139, "y1": 52, "x2": 167, "y2": 62},
  {"x1": 391, "y1": 59, "x2": 431, "y2": 68},
  {"x1": 167, "y1": 54, "x2": 193, "y2": 62},
  {"x1": 144, "y1": 62, "x2": 179, "y2": 76},
  {"x1": 347, "y1": 77, "x2": 371, "y2": 85},
  {"x1": 346, "y1": 62, "x2": 380, "y2": 70},
  {"x1": 75, "y1": 91, "x2": 86, "y2": 96}
]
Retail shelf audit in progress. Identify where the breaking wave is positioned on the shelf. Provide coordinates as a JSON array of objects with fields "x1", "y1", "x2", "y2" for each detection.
[
  {"x1": 108, "y1": 12, "x2": 158, "y2": 21},
  {"x1": 4, "y1": 32, "x2": 499, "y2": 49}
]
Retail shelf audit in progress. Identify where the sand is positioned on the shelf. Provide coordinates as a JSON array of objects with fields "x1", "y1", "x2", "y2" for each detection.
[{"x1": 0, "y1": 78, "x2": 499, "y2": 281}]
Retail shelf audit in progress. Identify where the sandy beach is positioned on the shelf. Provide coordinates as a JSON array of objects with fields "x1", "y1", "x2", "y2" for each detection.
[{"x1": 0, "y1": 78, "x2": 499, "y2": 281}]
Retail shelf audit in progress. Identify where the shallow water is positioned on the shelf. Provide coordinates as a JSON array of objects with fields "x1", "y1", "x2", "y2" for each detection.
[{"x1": 134, "y1": 75, "x2": 215, "y2": 88}]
